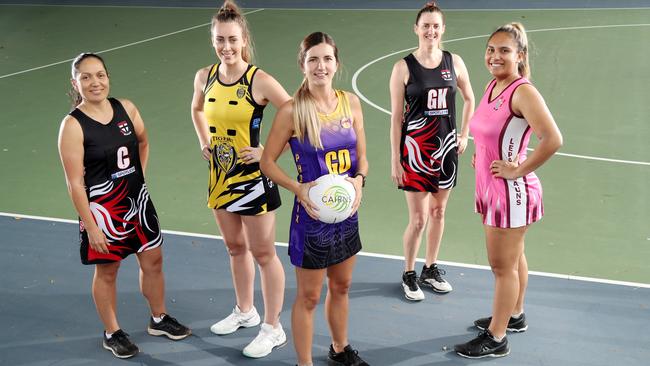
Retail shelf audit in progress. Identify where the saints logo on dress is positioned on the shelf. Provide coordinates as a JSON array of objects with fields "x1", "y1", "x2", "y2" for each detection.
[
  {"x1": 441, "y1": 69, "x2": 453, "y2": 81},
  {"x1": 236, "y1": 86, "x2": 246, "y2": 99},
  {"x1": 117, "y1": 121, "x2": 132, "y2": 136},
  {"x1": 215, "y1": 142, "x2": 237, "y2": 174}
]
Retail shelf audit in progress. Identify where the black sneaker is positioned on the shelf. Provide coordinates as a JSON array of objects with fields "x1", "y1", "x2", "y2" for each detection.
[
  {"x1": 418, "y1": 263, "x2": 453, "y2": 293},
  {"x1": 147, "y1": 314, "x2": 192, "y2": 340},
  {"x1": 328, "y1": 344, "x2": 370, "y2": 366},
  {"x1": 474, "y1": 313, "x2": 528, "y2": 332},
  {"x1": 401, "y1": 270, "x2": 424, "y2": 301},
  {"x1": 102, "y1": 329, "x2": 139, "y2": 359},
  {"x1": 454, "y1": 330, "x2": 509, "y2": 358}
]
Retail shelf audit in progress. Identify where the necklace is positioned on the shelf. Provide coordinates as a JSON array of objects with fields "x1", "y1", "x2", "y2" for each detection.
[{"x1": 315, "y1": 91, "x2": 338, "y2": 115}]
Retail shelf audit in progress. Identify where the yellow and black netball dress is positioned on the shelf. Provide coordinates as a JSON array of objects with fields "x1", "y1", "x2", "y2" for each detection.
[{"x1": 203, "y1": 63, "x2": 281, "y2": 215}]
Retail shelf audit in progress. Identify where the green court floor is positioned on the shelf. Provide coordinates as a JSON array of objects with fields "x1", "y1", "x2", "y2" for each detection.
[{"x1": 1, "y1": 5, "x2": 649, "y2": 283}]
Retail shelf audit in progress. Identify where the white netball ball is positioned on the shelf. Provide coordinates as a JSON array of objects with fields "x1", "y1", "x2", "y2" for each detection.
[{"x1": 308, "y1": 174, "x2": 356, "y2": 224}]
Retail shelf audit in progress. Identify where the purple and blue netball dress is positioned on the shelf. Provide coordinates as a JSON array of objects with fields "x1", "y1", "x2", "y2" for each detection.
[{"x1": 288, "y1": 90, "x2": 362, "y2": 269}]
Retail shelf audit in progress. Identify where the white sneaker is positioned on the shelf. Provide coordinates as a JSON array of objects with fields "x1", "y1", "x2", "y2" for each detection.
[
  {"x1": 242, "y1": 322, "x2": 287, "y2": 358},
  {"x1": 402, "y1": 270, "x2": 425, "y2": 301},
  {"x1": 210, "y1": 305, "x2": 261, "y2": 335}
]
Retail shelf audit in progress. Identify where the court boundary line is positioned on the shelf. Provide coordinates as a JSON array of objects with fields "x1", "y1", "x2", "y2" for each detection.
[
  {"x1": 3, "y1": 4, "x2": 650, "y2": 10},
  {"x1": 2, "y1": 211, "x2": 648, "y2": 289},
  {"x1": 352, "y1": 23, "x2": 650, "y2": 167},
  {"x1": 0, "y1": 8, "x2": 264, "y2": 80}
]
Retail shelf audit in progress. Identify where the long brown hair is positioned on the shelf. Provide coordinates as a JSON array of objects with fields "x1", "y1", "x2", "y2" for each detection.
[
  {"x1": 489, "y1": 22, "x2": 531, "y2": 79},
  {"x1": 415, "y1": 1, "x2": 445, "y2": 25},
  {"x1": 68, "y1": 52, "x2": 108, "y2": 108},
  {"x1": 293, "y1": 32, "x2": 340, "y2": 150},
  {"x1": 211, "y1": 0, "x2": 255, "y2": 63}
]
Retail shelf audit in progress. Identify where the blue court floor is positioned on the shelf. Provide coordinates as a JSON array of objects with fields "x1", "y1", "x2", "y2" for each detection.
[{"x1": 1, "y1": 214, "x2": 648, "y2": 365}]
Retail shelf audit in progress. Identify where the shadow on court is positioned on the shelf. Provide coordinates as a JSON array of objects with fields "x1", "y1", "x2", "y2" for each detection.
[{"x1": 1, "y1": 215, "x2": 648, "y2": 365}]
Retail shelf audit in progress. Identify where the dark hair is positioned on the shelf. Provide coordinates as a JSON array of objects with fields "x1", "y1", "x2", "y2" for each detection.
[
  {"x1": 415, "y1": 1, "x2": 445, "y2": 25},
  {"x1": 489, "y1": 22, "x2": 530, "y2": 79},
  {"x1": 211, "y1": 0, "x2": 255, "y2": 63},
  {"x1": 68, "y1": 52, "x2": 108, "y2": 108},
  {"x1": 293, "y1": 32, "x2": 343, "y2": 149}
]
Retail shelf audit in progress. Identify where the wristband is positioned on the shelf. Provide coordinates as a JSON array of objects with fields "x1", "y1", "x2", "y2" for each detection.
[{"x1": 354, "y1": 173, "x2": 366, "y2": 188}]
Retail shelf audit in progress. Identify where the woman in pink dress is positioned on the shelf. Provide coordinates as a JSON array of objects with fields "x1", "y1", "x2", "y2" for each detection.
[{"x1": 454, "y1": 22, "x2": 562, "y2": 358}]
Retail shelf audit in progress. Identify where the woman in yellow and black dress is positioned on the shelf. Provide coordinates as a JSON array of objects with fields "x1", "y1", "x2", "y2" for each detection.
[{"x1": 190, "y1": 0, "x2": 291, "y2": 359}]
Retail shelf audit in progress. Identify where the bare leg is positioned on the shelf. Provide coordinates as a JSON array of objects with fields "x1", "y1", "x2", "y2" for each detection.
[
  {"x1": 242, "y1": 212, "x2": 285, "y2": 326},
  {"x1": 514, "y1": 252, "x2": 528, "y2": 314},
  {"x1": 214, "y1": 210, "x2": 255, "y2": 312},
  {"x1": 136, "y1": 247, "x2": 166, "y2": 317},
  {"x1": 93, "y1": 262, "x2": 121, "y2": 333},
  {"x1": 424, "y1": 189, "x2": 451, "y2": 266},
  {"x1": 292, "y1": 267, "x2": 326, "y2": 365},
  {"x1": 485, "y1": 225, "x2": 527, "y2": 339},
  {"x1": 325, "y1": 256, "x2": 356, "y2": 353},
  {"x1": 403, "y1": 191, "x2": 430, "y2": 271}
]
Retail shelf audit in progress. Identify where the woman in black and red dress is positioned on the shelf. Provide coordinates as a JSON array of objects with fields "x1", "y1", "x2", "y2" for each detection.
[
  {"x1": 389, "y1": 1, "x2": 475, "y2": 301},
  {"x1": 57, "y1": 53, "x2": 190, "y2": 359}
]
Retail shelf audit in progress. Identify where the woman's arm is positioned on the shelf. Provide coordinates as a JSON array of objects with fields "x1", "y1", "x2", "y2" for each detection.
[
  {"x1": 260, "y1": 102, "x2": 319, "y2": 219},
  {"x1": 120, "y1": 98, "x2": 149, "y2": 174},
  {"x1": 241, "y1": 69, "x2": 292, "y2": 164},
  {"x1": 252, "y1": 69, "x2": 291, "y2": 108},
  {"x1": 190, "y1": 67, "x2": 212, "y2": 160},
  {"x1": 57, "y1": 116, "x2": 110, "y2": 254},
  {"x1": 452, "y1": 53, "x2": 475, "y2": 155},
  {"x1": 347, "y1": 92, "x2": 368, "y2": 214},
  {"x1": 491, "y1": 84, "x2": 563, "y2": 179},
  {"x1": 389, "y1": 59, "x2": 408, "y2": 186}
]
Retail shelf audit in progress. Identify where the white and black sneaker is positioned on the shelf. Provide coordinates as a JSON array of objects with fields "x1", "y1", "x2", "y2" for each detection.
[
  {"x1": 454, "y1": 329, "x2": 510, "y2": 358},
  {"x1": 147, "y1": 314, "x2": 192, "y2": 340},
  {"x1": 102, "y1": 329, "x2": 139, "y2": 359},
  {"x1": 474, "y1": 313, "x2": 528, "y2": 332},
  {"x1": 402, "y1": 270, "x2": 424, "y2": 301},
  {"x1": 418, "y1": 263, "x2": 452, "y2": 293}
]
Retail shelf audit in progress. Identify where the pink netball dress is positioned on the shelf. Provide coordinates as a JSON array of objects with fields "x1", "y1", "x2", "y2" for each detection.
[{"x1": 469, "y1": 78, "x2": 543, "y2": 228}]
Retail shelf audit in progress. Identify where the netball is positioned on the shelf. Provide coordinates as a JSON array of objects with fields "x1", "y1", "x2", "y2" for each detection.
[{"x1": 308, "y1": 174, "x2": 356, "y2": 224}]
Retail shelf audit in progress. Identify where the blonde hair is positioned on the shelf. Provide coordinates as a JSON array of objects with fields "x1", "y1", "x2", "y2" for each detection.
[
  {"x1": 292, "y1": 32, "x2": 340, "y2": 150},
  {"x1": 211, "y1": 0, "x2": 255, "y2": 63},
  {"x1": 490, "y1": 22, "x2": 530, "y2": 79}
]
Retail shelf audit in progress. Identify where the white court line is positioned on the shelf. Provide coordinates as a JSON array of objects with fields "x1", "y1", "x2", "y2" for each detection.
[
  {"x1": 2, "y1": 211, "x2": 648, "y2": 289},
  {"x1": 352, "y1": 23, "x2": 650, "y2": 167},
  {"x1": 0, "y1": 8, "x2": 264, "y2": 80}
]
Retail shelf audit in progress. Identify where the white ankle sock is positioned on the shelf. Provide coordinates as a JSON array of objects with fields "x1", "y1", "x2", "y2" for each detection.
[
  {"x1": 511, "y1": 312, "x2": 523, "y2": 319},
  {"x1": 105, "y1": 331, "x2": 113, "y2": 339},
  {"x1": 493, "y1": 334, "x2": 504, "y2": 342},
  {"x1": 152, "y1": 314, "x2": 165, "y2": 323}
]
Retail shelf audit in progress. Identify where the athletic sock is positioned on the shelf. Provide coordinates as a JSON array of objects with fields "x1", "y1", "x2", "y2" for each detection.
[
  {"x1": 492, "y1": 334, "x2": 505, "y2": 342},
  {"x1": 152, "y1": 314, "x2": 165, "y2": 323}
]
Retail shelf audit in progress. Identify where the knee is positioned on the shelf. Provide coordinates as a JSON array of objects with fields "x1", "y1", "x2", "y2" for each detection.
[
  {"x1": 140, "y1": 254, "x2": 163, "y2": 274},
  {"x1": 225, "y1": 241, "x2": 248, "y2": 257},
  {"x1": 250, "y1": 246, "x2": 276, "y2": 266},
  {"x1": 409, "y1": 214, "x2": 428, "y2": 232},
  {"x1": 297, "y1": 291, "x2": 321, "y2": 311},
  {"x1": 429, "y1": 205, "x2": 446, "y2": 221},
  {"x1": 328, "y1": 279, "x2": 352, "y2": 297},
  {"x1": 490, "y1": 260, "x2": 517, "y2": 278},
  {"x1": 96, "y1": 263, "x2": 120, "y2": 282}
]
